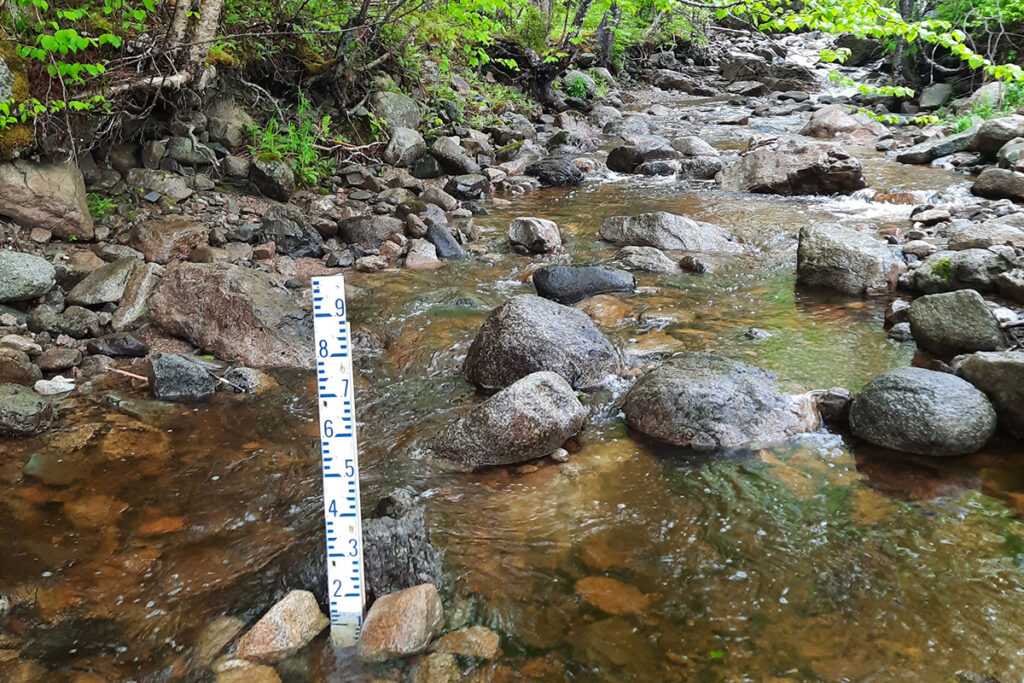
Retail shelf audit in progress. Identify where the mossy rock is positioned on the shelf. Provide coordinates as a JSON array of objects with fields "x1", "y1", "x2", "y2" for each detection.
[{"x1": 0, "y1": 44, "x2": 33, "y2": 161}]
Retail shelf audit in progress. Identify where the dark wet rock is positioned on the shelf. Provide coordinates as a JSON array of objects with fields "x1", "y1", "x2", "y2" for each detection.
[
  {"x1": 338, "y1": 215, "x2": 405, "y2": 251},
  {"x1": 51, "y1": 305, "x2": 100, "y2": 339},
  {"x1": 616, "y1": 246, "x2": 680, "y2": 273},
  {"x1": 151, "y1": 262, "x2": 312, "y2": 368},
  {"x1": 677, "y1": 156, "x2": 725, "y2": 180},
  {"x1": 234, "y1": 590, "x2": 328, "y2": 665},
  {"x1": 969, "y1": 115, "x2": 1024, "y2": 156},
  {"x1": 717, "y1": 136, "x2": 866, "y2": 195},
  {"x1": 35, "y1": 347, "x2": 81, "y2": 373},
  {"x1": 0, "y1": 383, "x2": 53, "y2": 436},
  {"x1": 636, "y1": 160, "x2": 679, "y2": 176},
  {"x1": 896, "y1": 127, "x2": 979, "y2": 164},
  {"x1": 834, "y1": 33, "x2": 882, "y2": 65},
  {"x1": 357, "y1": 583, "x2": 443, "y2": 662},
  {"x1": 256, "y1": 206, "x2": 324, "y2": 258},
  {"x1": 0, "y1": 348, "x2": 41, "y2": 385},
  {"x1": 888, "y1": 321, "x2": 914, "y2": 342},
  {"x1": 67, "y1": 257, "x2": 139, "y2": 306},
  {"x1": 909, "y1": 290, "x2": 1006, "y2": 356},
  {"x1": 250, "y1": 158, "x2": 295, "y2": 202},
  {"x1": 129, "y1": 217, "x2": 207, "y2": 264},
  {"x1": 533, "y1": 265, "x2": 635, "y2": 305},
  {"x1": 797, "y1": 224, "x2": 905, "y2": 296},
  {"x1": 0, "y1": 251, "x2": 55, "y2": 303},
  {"x1": 444, "y1": 174, "x2": 488, "y2": 200},
  {"x1": 0, "y1": 161, "x2": 94, "y2": 240},
  {"x1": 464, "y1": 294, "x2": 619, "y2": 390},
  {"x1": 433, "y1": 371, "x2": 587, "y2": 470},
  {"x1": 147, "y1": 353, "x2": 215, "y2": 403},
  {"x1": 384, "y1": 128, "x2": 427, "y2": 167},
  {"x1": 364, "y1": 489, "x2": 441, "y2": 605},
  {"x1": 525, "y1": 158, "x2": 583, "y2": 186},
  {"x1": 606, "y1": 137, "x2": 678, "y2": 174},
  {"x1": 599, "y1": 211, "x2": 741, "y2": 252},
  {"x1": 972, "y1": 168, "x2": 1024, "y2": 202},
  {"x1": 509, "y1": 217, "x2": 561, "y2": 254},
  {"x1": 431, "y1": 137, "x2": 481, "y2": 176},
  {"x1": 411, "y1": 153, "x2": 443, "y2": 180},
  {"x1": 849, "y1": 367, "x2": 996, "y2": 456},
  {"x1": 426, "y1": 225, "x2": 465, "y2": 259},
  {"x1": 957, "y1": 350, "x2": 1024, "y2": 437},
  {"x1": 815, "y1": 387, "x2": 853, "y2": 424},
  {"x1": 86, "y1": 333, "x2": 148, "y2": 357},
  {"x1": 623, "y1": 352, "x2": 817, "y2": 450},
  {"x1": 546, "y1": 129, "x2": 597, "y2": 155}
]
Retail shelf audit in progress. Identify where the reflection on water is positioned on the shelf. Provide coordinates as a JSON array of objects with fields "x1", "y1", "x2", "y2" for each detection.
[{"x1": 4, "y1": 106, "x2": 1024, "y2": 681}]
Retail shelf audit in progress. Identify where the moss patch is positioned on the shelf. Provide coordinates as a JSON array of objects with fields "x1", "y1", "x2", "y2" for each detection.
[{"x1": 932, "y1": 256, "x2": 952, "y2": 280}]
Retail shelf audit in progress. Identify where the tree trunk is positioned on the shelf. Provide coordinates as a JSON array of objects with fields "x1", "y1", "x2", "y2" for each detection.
[
  {"x1": 596, "y1": 1, "x2": 621, "y2": 67},
  {"x1": 188, "y1": 0, "x2": 226, "y2": 69}
]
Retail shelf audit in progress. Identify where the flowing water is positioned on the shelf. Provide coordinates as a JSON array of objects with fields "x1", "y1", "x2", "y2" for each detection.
[{"x1": 6, "y1": 93, "x2": 1024, "y2": 681}]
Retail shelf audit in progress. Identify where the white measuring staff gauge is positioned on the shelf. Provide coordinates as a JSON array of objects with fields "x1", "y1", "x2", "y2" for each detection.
[{"x1": 311, "y1": 275, "x2": 365, "y2": 648}]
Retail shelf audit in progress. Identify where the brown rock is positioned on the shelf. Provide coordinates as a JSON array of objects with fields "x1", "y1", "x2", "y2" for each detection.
[
  {"x1": 150, "y1": 262, "x2": 312, "y2": 368},
  {"x1": 35, "y1": 347, "x2": 81, "y2": 373},
  {"x1": 129, "y1": 217, "x2": 208, "y2": 264},
  {"x1": 0, "y1": 348, "x2": 41, "y2": 385},
  {"x1": 197, "y1": 616, "x2": 246, "y2": 667},
  {"x1": 357, "y1": 583, "x2": 444, "y2": 662},
  {"x1": 233, "y1": 590, "x2": 329, "y2": 665},
  {"x1": 214, "y1": 661, "x2": 281, "y2": 683},
  {"x1": 63, "y1": 494, "x2": 127, "y2": 529},
  {"x1": 0, "y1": 160, "x2": 94, "y2": 240},
  {"x1": 574, "y1": 576, "x2": 650, "y2": 615},
  {"x1": 410, "y1": 652, "x2": 460, "y2": 683},
  {"x1": 253, "y1": 242, "x2": 276, "y2": 260}
]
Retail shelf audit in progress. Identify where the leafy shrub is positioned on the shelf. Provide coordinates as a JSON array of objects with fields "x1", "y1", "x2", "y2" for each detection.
[
  {"x1": 566, "y1": 75, "x2": 590, "y2": 99},
  {"x1": 248, "y1": 94, "x2": 335, "y2": 187}
]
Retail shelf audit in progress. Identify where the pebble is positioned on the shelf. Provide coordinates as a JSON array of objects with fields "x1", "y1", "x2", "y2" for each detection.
[
  {"x1": 357, "y1": 583, "x2": 443, "y2": 662},
  {"x1": 34, "y1": 376, "x2": 75, "y2": 395}
]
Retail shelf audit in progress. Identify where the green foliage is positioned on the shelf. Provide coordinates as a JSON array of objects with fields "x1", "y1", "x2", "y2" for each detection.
[
  {"x1": 566, "y1": 75, "x2": 590, "y2": 99},
  {"x1": 248, "y1": 94, "x2": 335, "y2": 188},
  {"x1": 86, "y1": 192, "x2": 116, "y2": 218}
]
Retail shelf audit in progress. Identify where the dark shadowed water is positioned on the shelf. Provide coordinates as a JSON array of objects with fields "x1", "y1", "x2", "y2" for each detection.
[{"x1": 4, "y1": 95, "x2": 1024, "y2": 681}]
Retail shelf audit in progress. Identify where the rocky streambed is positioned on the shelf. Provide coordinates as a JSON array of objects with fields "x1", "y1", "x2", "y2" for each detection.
[{"x1": 4, "y1": 31, "x2": 1024, "y2": 682}]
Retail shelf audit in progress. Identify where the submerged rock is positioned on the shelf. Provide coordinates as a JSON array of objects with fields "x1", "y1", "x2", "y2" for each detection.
[
  {"x1": 599, "y1": 212, "x2": 740, "y2": 252},
  {"x1": 363, "y1": 489, "x2": 441, "y2": 605},
  {"x1": 623, "y1": 353, "x2": 818, "y2": 450},
  {"x1": 908, "y1": 290, "x2": 1005, "y2": 356},
  {"x1": 150, "y1": 262, "x2": 312, "y2": 368},
  {"x1": 849, "y1": 367, "x2": 996, "y2": 456},
  {"x1": 716, "y1": 136, "x2": 866, "y2": 195},
  {"x1": 357, "y1": 583, "x2": 443, "y2": 662},
  {"x1": 796, "y1": 224, "x2": 905, "y2": 296},
  {"x1": 432, "y1": 371, "x2": 587, "y2": 470},
  {"x1": 464, "y1": 294, "x2": 619, "y2": 390},
  {"x1": 0, "y1": 383, "x2": 53, "y2": 436},
  {"x1": 430, "y1": 626, "x2": 500, "y2": 659},
  {"x1": 234, "y1": 590, "x2": 328, "y2": 665},
  {"x1": 532, "y1": 266, "x2": 635, "y2": 305},
  {"x1": 147, "y1": 353, "x2": 215, "y2": 403},
  {"x1": 957, "y1": 350, "x2": 1024, "y2": 437}
]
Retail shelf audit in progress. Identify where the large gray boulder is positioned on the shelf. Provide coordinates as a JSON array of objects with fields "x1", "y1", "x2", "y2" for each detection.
[
  {"x1": 947, "y1": 221, "x2": 1024, "y2": 250},
  {"x1": 972, "y1": 168, "x2": 1024, "y2": 203},
  {"x1": 797, "y1": 224, "x2": 905, "y2": 296},
  {"x1": 906, "y1": 249, "x2": 1011, "y2": 293},
  {"x1": 433, "y1": 371, "x2": 587, "y2": 470},
  {"x1": 908, "y1": 289, "x2": 1006, "y2": 356},
  {"x1": 67, "y1": 257, "x2": 139, "y2": 306},
  {"x1": 918, "y1": 83, "x2": 954, "y2": 110},
  {"x1": 957, "y1": 351, "x2": 1024, "y2": 437},
  {"x1": 606, "y1": 137, "x2": 679, "y2": 174},
  {"x1": 849, "y1": 367, "x2": 996, "y2": 456},
  {"x1": 0, "y1": 251, "x2": 55, "y2": 303},
  {"x1": 599, "y1": 212, "x2": 741, "y2": 253},
  {"x1": 716, "y1": 137, "x2": 866, "y2": 195},
  {"x1": 532, "y1": 266, "x2": 635, "y2": 305},
  {"x1": 799, "y1": 105, "x2": 887, "y2": 141},
  {"x1": 464, "y1": 294, "x2": 619, "y2": 390},
  {"x1": 624, "y1": 353, "x2": 817, "y2": 450},
  {"x1": 616, "y1": 246, "x2": 680, "y2": 273},
  {"x1": 338, "y1": 215, "x2": 405, "y2": 251},
  {"x1": 0, "y1": 161, "x2": 94, "y2": 240},
  {"x1": 969, "y1": 115, "x2": 1024, "y2": 156},
  {"x1": 370, "y1": 91, "x2": 421, "y2": 131},
  {"x1": 150, "y1": 262, "x2": 312, "y2": 368},
  {"x1": 384, "y1": 128, "x2": 427, "y2": 167},
  {"x1": 896, "y1": 127, "x2": 979, "y2": 164}
]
